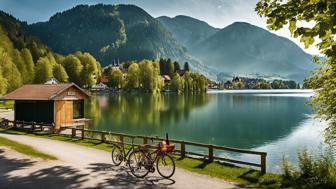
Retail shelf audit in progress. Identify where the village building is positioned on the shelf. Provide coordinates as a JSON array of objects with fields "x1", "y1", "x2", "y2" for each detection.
[
  {"x1": 45, "y1": 77, "x2": 59, "y2": 85},
  {"x1": 161, "y1": 75, "x2": 171, "y2": 84},
  {"x1": 100, "y1": 75, "x2": 109, "y2": 84},
  {"x1": 91, "y1": 82, "x2": 109, "y2": 91},
  {"x1": 4, "y1": 83, "x2": 90, "y2": 131}
]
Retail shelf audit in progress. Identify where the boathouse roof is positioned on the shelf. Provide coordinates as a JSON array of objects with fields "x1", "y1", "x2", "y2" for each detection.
[{"x1": 4, "y1": 83, "x2": 90, "y2": 100}]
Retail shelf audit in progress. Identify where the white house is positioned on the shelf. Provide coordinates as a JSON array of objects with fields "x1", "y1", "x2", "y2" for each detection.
[
  {"x1": 45, "y1": 77, "x2": 59, "y2": 85},
  {"x1": 91, "y1": 82, "x2": 109, "y2": 91}
]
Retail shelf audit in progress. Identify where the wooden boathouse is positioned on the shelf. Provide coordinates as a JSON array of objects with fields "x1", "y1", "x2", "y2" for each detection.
[{"x1": 4, "y1": 83, "x2": 90, "y2": 131}]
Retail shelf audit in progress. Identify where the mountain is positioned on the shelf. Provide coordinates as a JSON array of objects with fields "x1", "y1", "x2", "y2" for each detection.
[
  {"x1": 0, "y1": 10, "x2": 102, "y2": 94},
  {"x1": 157, "y1": 15, "x2": 219, "y2": 49},
  {"x1": 191, "y1": 22, "x2": 315, "y2": 81},
  {"x1": 26, "y1": 4, "x2": 188, "y2": 66},
  {"x1": 23, "y1": 4, "x2": 314, "y2": 82}
]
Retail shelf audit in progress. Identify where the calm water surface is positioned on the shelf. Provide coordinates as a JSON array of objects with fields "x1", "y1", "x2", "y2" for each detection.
[{"x1": 85, "y1": 90, "x2": 326, "y2": 172}]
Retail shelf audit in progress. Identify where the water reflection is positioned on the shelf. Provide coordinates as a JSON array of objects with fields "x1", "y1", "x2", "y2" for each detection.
[
  {"x1": 85, "y1": 93, "x2": 209, "y2": 134},
  {"x1": 85, "y1": 93, "x2": 314, "y2": 150},
  {"x1": 84, "y1": 92, "x2": 326, "y2": 173}
]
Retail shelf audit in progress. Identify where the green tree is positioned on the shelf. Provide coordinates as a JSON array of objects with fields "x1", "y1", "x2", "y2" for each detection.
[
  {"x1": 125, "y1": 63, "x2": 140, "y2": 90},
  {"x1": 53, "y1": 64, "x2": 69, "y2": 82},
  {"x1": 170, "y1": 73, "x2": 183, "y2": 92},
  {"x1": 103, "y1": 65, "x2": 113, "y2": 76},
  {"x1": 184, "y1": 62, "x2": 190, "y2": 71},
  {"x1": 76, "y1": 52, "x2": 99, "y2": 87},
  {"x1": 46, "y1": 52, "x2": 57, "y2": 66},
  {"x1": 53, "y1": 53, "x2": 65, "y2": 64},
  {"x1": 183, "y1": 71, "x2": 193, "y2": 92},
  {"x1": 168, "y1": 60, "x2": 175, "y2": 77},
  {"x1": 0, "y1": 49, "x2": 22, "y2": 92},
  {"x1": 108, "y1": 68, "x2": 123, "y2": 89},
  {"x1": 11, "y1": 49, "x2": 26, "y2": 84},
  {"x1": 173, "y1": 61, "x2": 181, "y2": 72},
  {"x1": 256, "y1": 0, "x2": 336, "y2": 144},
  {"x1": 139, "y1": 60, "x2": 156, "y2": 92},
  {"x1": 34, "y1": 57, "x2": 53, "y2": 83},
  {"x1": 62, "y1": 55, "x2": 83, "y2": 84},
  {"x1": 0, "y1": 65, "x2": 8, "y2": 95},
  {"x1": 20, "y1": 48, "x2": 35, "y2": 83}
]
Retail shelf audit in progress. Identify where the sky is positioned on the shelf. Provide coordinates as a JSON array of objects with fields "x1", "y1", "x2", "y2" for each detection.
[{"x1": 0, "y1": 0, "x2": 320, "y2": 55}]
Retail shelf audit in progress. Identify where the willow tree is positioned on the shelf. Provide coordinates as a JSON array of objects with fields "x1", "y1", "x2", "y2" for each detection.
[
  {"x1": 34, "y1": 57, "x2": 53, "y2": 84},
  {"x1": 53, "y1": 64, "x2": 69, "y2": 82},
  {"x1": 108, "y1": 68, "x2": 123, "y2": 89},
  {"x1": 0, "y1": 65, "x2": 7, "y2": 95},
  {"x1": 125, "y1": 63, "x2": 140, "y2": 90},
  {"x1": 20, "y1": 48, "x2": 35, "y2": 83},
  {"x1": 62, "y1": 55, "x2": 83, "y2": 84},
  {"x1": 256, "y1": 0, "x2": 336, "y2": 144}
]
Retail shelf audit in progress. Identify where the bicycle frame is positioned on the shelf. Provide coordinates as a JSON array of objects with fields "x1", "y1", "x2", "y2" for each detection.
[{"x1": 115, "y1": 137, "x2": 136, "y2": 161}]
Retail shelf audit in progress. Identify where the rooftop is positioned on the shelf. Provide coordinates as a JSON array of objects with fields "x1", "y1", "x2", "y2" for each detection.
[{"x1": 4, "y1": 83, "x2": 90, "y2": 100}]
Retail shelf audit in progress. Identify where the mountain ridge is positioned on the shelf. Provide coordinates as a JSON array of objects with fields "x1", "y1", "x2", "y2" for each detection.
[
  {"x1": 189, "y1": 21, "x2": 314, "y2": 81},
  {"x1": 4, "y1": 3, "x2": 315, "y2": 82},
  {"x1": 157, "y1": 15, "x2": 220, "y2": 49}
]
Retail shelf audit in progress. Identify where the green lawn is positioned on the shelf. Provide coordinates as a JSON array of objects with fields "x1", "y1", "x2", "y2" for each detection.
[
  {"x1": 0, "y1": 128, "x2": 284, "y2": 188},
  {"x1": 0, "y1": 100, "x2": 14, "y2": 109},
  {"x1": 0, "y1": 135, "x2": 57, "y2": 160}
]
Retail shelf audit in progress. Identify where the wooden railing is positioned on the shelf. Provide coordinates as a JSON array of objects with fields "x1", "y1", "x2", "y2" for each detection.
[
  {"x1": 66, "y1": 127, "x2": 267, "y2": 174},
  {"x1": 1, "y1": 120, "x2": 267, "y2": 174},
  {"x1": 3, "y1": 120, "x2": 54, "y2": 132}
]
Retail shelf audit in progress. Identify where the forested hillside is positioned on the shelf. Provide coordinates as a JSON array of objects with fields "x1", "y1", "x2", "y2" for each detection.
[
  {"x1": 0, "y1": 11, "x2": 101, "y2": 95},
  {"x1": 26, "y1": 4, "x2": 186, "y2": 66}
]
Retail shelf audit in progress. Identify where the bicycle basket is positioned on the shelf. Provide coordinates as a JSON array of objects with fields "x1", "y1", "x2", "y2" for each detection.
[{"x1": 160, "y1": 142, "x2": 175, "y2": 153}]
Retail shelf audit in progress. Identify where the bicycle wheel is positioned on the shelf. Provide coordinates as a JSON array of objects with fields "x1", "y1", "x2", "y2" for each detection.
[
  {"x1": 111, "y1": 145, "x2": 123, "y2": 166},
  {"x1": 156, "y1": 154, "x2": 175, "y2": 178},
  {"x1": 128, "y1": 150, "x2": 150, "y2": 178}
]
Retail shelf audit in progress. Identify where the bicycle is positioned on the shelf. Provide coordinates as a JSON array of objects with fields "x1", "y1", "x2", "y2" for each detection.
[
  {"x1": 111, "y1": 136, "x2": 137, "y2": 166},
  {"x1": 128, "y1": 133, "x2": 176, "y2": 178}
]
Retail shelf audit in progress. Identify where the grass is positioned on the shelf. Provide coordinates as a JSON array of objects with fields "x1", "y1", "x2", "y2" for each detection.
[
  {"x1": 0, "y1": 127, "x2": 284, "y2": 188},
  {"x1": 0, "y1": 100, "x2": 14, "y2": 109},
  {"x1": 0, "y1": 135, "x2": 57, "y2": 160}
]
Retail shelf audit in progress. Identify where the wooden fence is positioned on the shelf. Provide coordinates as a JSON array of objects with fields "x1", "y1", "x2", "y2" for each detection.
[
  {"x1": 2, "y1": 120, "x2": 267, "y2": 174},
  {"x1": 67, "y1": 127, "x2": 267, "y2": 174},
  {"x1": 5, "y1": 120, "x2": 54, "y2": 132}
]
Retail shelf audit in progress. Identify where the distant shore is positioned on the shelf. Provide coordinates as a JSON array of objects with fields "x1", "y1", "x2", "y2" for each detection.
[{"x1": 207, "y1": 89, "x2": 314, "y2": 95}]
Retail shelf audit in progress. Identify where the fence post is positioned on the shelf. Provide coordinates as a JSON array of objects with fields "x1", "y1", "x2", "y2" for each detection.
[
  {"x1": 71, "y1": 128, "x2": 76, "y2": 137},
  {"x1": 101, "y1": 133, "x2": 105, "y2": 142},
  {"x1": 208, "y1": 145, "x2": 214, "y2": 162},
  {"x1": 261, "y1": 153, "x2": 267, "y2": 174},
  {"x1": 31, "y1": 121, "x2": 35, "y2": 132},
  {"x1": 119, "y1": 135, "x2": 124, "y2": 144},
  {"x1": 81, "y1": 128, "x2": 84, "y2": 140},
  {"x1": 143, "y1": 137, "x2": 148, "y2": 144},
  {"x1": 181, "y1": 141, "x2": 186, "y2": 158}
]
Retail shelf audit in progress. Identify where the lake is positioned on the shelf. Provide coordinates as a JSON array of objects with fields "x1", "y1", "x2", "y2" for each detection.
[{"x1": 85, "y1": 90, "x2": 326, "y2": 173}]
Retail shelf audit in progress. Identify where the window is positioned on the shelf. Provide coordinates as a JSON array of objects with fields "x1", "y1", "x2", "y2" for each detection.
[{"x1": 73, "y1": 100, "x2": 84, "y2": 119}]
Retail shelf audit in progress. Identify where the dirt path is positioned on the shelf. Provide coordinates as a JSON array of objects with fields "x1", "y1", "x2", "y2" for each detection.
[{"x1": 0, "y1": 133, "x2": 251, "y2": 189}]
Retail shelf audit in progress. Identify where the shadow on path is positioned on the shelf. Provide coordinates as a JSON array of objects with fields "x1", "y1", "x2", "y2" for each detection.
[
  {"x1": 0, "y1": 152, "x2": 176, "y2": 189},
  {"x1": 87, "y1": 163, "x2": 176, "y2": 188}
]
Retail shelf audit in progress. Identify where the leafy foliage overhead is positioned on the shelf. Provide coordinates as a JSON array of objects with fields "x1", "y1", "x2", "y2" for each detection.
[{"x1": 256, "y1": 0, "x2": 336, "y2": 145}]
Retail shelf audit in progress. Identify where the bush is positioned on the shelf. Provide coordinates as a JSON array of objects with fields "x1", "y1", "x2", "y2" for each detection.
[{"x1": 281, "y1": 147, "x2": 336, "y2": 189}]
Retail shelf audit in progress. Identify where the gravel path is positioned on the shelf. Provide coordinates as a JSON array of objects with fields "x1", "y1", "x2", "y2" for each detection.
[{"x1": 0, "y1": 133, "x2": 251, "y2": 189}]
